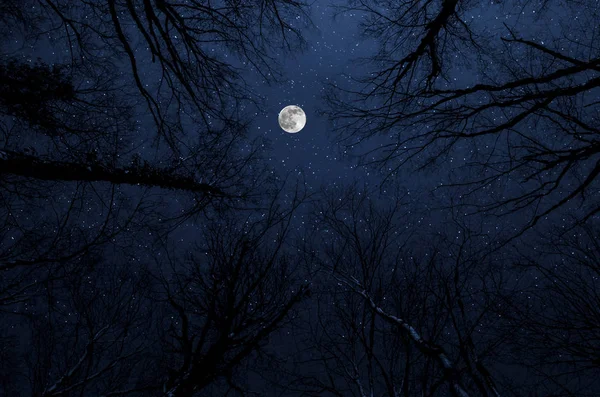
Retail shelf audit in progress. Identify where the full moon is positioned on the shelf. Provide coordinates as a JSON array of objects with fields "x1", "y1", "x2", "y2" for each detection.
[{"x1": 278, "y1": 105, "x2": 306, "y2": 133}]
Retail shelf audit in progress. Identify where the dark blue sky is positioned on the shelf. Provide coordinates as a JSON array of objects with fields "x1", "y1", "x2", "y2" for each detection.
[
  {"x1": 5, "y1": 0, "x2": 587, "y2": 243},
  {"x1": 243, "y1": 0, "x2": 526, "y2": 235},
  {"x1": 250, "y1": 0, "x2": 369, "y2": 184},
  {"x1": 3, "y1": 1, "x2": 600, "y2": 396}
]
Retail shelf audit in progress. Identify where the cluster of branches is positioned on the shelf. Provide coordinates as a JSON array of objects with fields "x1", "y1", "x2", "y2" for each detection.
[
  {"x1": 274, "y1": 185, "x2": 600, "y2": 397},
  {"x1": 0, "y1": 185, "x2": 311, "y2": 396},
  {"x1": 1, "y1": 0, "x2": 599, "y2": 396},
  {"x1": 6, "y1": 0, "x2": 311, "y2": 149},
  {"x1": 322, "y1": 0, "x2": 600, "y2": 235},
  {"x1": 1, "y1": 0, "x2": 313, "y2": 395}
]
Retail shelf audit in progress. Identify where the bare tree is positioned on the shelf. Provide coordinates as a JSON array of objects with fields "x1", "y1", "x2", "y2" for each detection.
[
  {"x1": 0, "y1": 0, "x2": 309, "y2": 328},
  {"x1": 0, "y1": 174, "x2": 313, "y2": 396},
  {"x1": 1, "y1": 0, "x2": 315, "y2": 219},
  {"x1": 150, "y1": 182, "x2": 311, "y2": 396},
  {"x1": 4, "y1": 0, "x2": 312, "y2": 149},
  {"x1": 0, "y1": 56, "x2": 267, "y2": 212},
  {"x1": 0, "y1": 250, "x2": 156, "y2": 396},
  {"x1": 322, "y1": 0, "x2": 600, "y2": 234},
  {"x1": 288, "y1": 184, "x2": 521, "y2": 397},
  {"x1": 0, "y1": 1, "x2": 315, "y2": 395},
  {"x1": 501, "y1": 221, "x2": 600, "y2": 396}
]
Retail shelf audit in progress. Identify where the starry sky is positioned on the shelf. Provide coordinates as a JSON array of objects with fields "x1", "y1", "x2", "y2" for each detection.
[
  {"x1": 244, "y1": 0, "x2": 582, "y2": 220},
  {"x1": 2, "y1": 0, "x2": 596, "y2": 294},
  {"x1": 240, "y1": 0, "x2": 588, "y2": 244},
  {"x1": 2, "y1": 0, "x2": 596, "y2": 298},
  {"x1": 6, "y1": 0, "x2": 587, "y2": 233},
  {"x1": 2, "y1": 0, "x2": 600, "y2": 395},
  {"x1": 248, "y1": 0, "x2": 368, "y2": 182}
]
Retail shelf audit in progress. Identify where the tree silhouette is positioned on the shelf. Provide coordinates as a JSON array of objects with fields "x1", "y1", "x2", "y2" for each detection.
[
  {"x1": 4, "y1": 0, "x2": 600, "y2": 396},
  {"x1": 287, "y1": 184, "x2": 533, "y2": 396},
  {"x1": 322, "y1": 0, "x2": 600, "y2": 234},
  {"x1": 0, "y1": 149, "x2": 225, "y2": 197},
  {"x1": 0, "y1": 248, "x2": 156, "y2": 396},
  {"x1": 13, "y1": 0, "x2": 311, "y2": 149},
  {"x1": 0, "y1": 0, "x2": 314, "y2": 395},
  {"x1": 152, "y1": 182, "x2": 310, "y2": 396},
  {"x1": 502, "y1": 221, "x2": 600, "y2": 396},
  {"x1": 0, "y1": 60, "x2": 75, "y2": 131}
]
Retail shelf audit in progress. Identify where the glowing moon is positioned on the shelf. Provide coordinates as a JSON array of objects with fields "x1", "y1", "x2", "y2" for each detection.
[{"x1": 278, "y1": 105, "x2": 306, "y2": 133}]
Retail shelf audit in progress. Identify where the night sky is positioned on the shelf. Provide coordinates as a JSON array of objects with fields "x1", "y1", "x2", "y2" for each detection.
[{"x1": 1, "y1": 0, "x2": 600, "y2": 396}]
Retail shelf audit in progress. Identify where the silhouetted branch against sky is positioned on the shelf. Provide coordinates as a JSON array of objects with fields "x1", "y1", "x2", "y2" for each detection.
[
  {"x1": 1, "y1": 0, "x2": 315, "y2": 394},
  {"x1": 323, "y1": 0, "x2": 600, "y2": 234}
]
